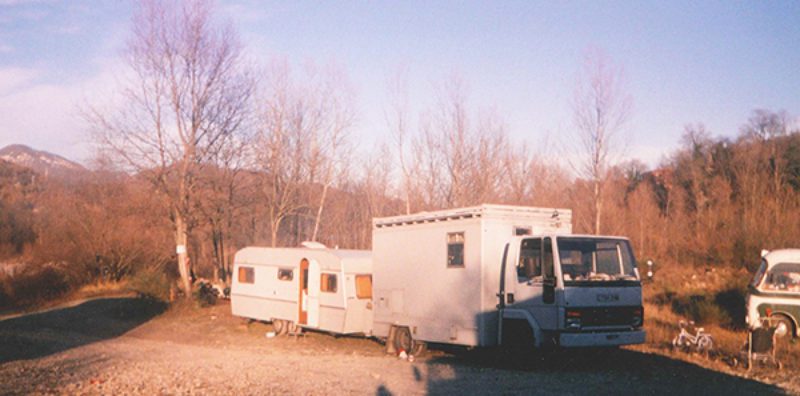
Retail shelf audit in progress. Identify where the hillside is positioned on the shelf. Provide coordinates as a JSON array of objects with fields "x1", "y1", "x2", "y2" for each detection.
[{"x1": 0, "y1": 144, "x2": 85, "y2": 179}]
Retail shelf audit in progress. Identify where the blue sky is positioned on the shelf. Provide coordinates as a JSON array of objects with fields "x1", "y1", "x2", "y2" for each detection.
[{"x1": 1, "y1": 0, "x2": 799, "y2": 167}]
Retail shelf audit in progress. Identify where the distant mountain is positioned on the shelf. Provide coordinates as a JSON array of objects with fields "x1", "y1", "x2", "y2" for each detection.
[{"x1": 0, "y1": 144, "x2": 85, "y2": 179}]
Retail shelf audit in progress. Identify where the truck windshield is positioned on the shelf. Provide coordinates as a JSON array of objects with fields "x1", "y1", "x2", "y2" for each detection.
[{"x1": 557, "y1": 237, "x2": 638, "y2": 283}]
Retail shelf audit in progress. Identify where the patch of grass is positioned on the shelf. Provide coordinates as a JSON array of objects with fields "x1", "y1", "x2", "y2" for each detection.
[
  {"x1": 127, "y1": 269, "x2": 171, "y2": 303},
  {"x1": 77, "y1": 279, "x2": 128, "y2": 298}
]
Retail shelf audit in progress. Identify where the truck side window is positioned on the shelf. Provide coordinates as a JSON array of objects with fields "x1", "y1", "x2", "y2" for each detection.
[
  {"x1": 543, "y1": 237, "x2": 554, "y2": 279},
  {"x1": 447, "y1": 232, "x2": 465, "y2": 267},
  {"x1": 518, "y1": 238, "x2": 542, "y2": 281}
]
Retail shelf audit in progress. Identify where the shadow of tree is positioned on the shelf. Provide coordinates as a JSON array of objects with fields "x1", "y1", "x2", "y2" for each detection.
[{"x1": 0, "y1": 297, "x2": 165, "y2": 363}]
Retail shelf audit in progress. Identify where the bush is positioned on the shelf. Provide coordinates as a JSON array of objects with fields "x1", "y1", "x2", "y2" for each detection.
[
  {"x1": 4, "y1": 265, "x2": 72, "y2": 308},
  {"x1": 0, "y1": 275, "x2": 10, "y2": 310},
  {"x1": 127, "y1": 269, "x2": 171, "y2": 303},
  {"x1": 672, "y1": 295, "x2": 731, "y2": 326},
  {"x1": 193, "y1": 281, "x2": 218, "y2": 307}
]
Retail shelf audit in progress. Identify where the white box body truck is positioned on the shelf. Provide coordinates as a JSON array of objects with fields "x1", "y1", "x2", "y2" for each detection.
[{"x1": 372, "y1": 204, "x2": 645, "y2": 349}]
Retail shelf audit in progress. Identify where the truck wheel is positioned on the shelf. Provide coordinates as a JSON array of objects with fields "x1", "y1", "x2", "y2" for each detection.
[
  {"x1": 394, "y1": 326, "x2": 415, "y2": 353},
  {"x1": 772, "y1": 315, "x2": 794, "y2": 338}
]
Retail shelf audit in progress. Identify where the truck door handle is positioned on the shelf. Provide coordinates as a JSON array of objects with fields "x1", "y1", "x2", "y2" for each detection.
[{"x1": 507, "y1": 293, "x2": 515, "y2": 304}]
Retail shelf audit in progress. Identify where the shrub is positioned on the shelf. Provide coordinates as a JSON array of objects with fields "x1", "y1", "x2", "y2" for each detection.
[
  {"x1": 672, "y1": 295, "x2": 731, "y2": 326},
  {"x1": 127, "y1": 269, "x2": 171, "y2": 303},
  {"x1": 0, "y1": 275, "x2": 10, "y2": 310},
  {"x1": 193, "y1": 281, "x2": 218, "y2": 307},
  {"x1": 5, "y1": 265, "x2": 71, "y2": 308}
]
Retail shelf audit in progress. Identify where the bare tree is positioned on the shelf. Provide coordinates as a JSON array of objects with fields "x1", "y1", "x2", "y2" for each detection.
[
  {"x1": 571, "y1": 49, "x2": 632, "y2": 234},
  {"x1": 384, "y1": 67, "x2": 416, "y2": 214},
  {"x1": 88, "y1": 0, "x2": 253, "y2": 297},
  {"x1": 255, "y1": 61, "x2": 353, "y2": 246}
]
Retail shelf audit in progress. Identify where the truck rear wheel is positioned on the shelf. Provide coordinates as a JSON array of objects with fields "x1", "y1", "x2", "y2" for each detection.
[{"x1": 394, "y1": 326, "x2": 414, "y2": 352}]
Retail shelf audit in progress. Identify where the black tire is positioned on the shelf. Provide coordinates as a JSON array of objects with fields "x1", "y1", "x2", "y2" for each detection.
[
  {"x1": 772, "y1": 315, "x2": 794, "y2": 338},
  {"x1": 393, "y1": 327, "x2": 414, "y2": 353}
]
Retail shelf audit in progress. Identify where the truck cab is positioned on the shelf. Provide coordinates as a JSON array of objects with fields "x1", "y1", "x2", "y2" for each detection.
[
  {"x1": 746, "y1": 249, "x2": 800, "y2": 338},
  {"x1": 499, "y1": 234, "x2": 645, "y2": 347}
]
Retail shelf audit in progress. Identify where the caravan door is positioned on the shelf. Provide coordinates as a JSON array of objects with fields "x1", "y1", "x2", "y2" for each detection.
[{"x1": 307, "y1": 259, "x2": 321, "y2": 327}]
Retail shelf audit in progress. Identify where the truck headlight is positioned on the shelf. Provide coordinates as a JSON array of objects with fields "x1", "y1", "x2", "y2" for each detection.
[{"x1": 566, "y1": 309, "x2": 582, "y2": 330}]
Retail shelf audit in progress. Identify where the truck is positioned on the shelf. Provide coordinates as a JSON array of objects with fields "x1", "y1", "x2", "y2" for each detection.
[
  {"x1": 746, "y1": 249, "x2": 800, "y2": 338},
  {"x1": 371, "y1": 204, "x2": 645, "y2": 352}
]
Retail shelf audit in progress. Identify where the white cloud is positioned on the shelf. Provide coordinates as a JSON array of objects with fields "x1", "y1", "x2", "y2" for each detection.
[
  {"x1": 0, "y1": 66, "x2": 39, "y2": 95},
  {"x1": 0, "y1": 58, "x2": 128, "y2": 163}
]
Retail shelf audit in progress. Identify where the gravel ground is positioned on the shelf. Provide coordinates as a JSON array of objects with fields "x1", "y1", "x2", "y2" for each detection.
[{"x1": 0, "y1": 298, "x2": 793, "y2": 395}]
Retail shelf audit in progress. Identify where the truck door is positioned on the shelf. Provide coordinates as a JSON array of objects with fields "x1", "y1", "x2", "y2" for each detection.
[{"x1": 509, "y1": 237, "x2": 558, "y2": 330}]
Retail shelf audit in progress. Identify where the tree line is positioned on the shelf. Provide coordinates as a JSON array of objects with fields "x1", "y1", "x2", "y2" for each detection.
[{"x1": 2, "y1": 0, "x2": 798, "y2": 303}]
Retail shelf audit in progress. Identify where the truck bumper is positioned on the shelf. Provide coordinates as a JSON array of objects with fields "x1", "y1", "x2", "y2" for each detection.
[{"x1": 559, "y1": 330, "x2": 645, "y2": 347}]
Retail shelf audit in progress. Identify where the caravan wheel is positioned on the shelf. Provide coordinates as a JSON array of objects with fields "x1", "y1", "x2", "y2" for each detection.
[
  {"x1": 273, "y1": 319, "x2": 288, "y2": 335},
  {"x1": 285, "y1": 320, "x2": 299, "y2": 334}
]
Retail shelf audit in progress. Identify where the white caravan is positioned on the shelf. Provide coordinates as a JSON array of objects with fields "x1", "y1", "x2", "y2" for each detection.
[
  {"x1": 230, "y1": 246, "x2": 373, "y2": 335},
  {"x1": 746, "y1": 249, "x2": 800, "y2": 338},
  {"x1": 372, "y1": 204, "x2": 645, "y2": 351}
]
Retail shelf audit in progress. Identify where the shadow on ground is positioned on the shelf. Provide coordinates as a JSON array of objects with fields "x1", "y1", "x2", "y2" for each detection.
[
  {"x1": 0, "y1": 297, "x2": 165, "y2": 364},
  {"x1": 417, "y1": 346, "x2": 784, "y2": 395}
]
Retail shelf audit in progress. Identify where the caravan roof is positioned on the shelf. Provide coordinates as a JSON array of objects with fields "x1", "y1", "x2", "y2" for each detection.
[{"x1": 234, "y1": 247, "x2": 372, "y2": 273}]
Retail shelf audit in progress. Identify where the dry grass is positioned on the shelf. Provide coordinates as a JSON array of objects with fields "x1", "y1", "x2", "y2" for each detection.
[
  {"x1": 76, "y1": 279, "x2": 129, "y2": 298},
  {"x1": 641, "y1": 263, "x2": 800, "y2": 373}
]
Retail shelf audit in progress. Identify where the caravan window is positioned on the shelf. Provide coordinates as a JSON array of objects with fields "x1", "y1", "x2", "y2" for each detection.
[
  {"x1": 238, "y1": 266, "x2": 254, "y2": 284},
  {"x1": 447, "y1": 232, "x2": 465, "y2": 267},
  {"x1": 356, "y1": 275, "x2": 372, "y2": 299},
  {"x1": 321, "y1": 273, "x2": 338, "y2": 293},
  {"x1": 277, "y1": 268, "x2": 293, "y2": 281}
]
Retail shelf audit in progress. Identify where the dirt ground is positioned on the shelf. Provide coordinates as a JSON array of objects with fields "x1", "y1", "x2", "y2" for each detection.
[{"x1": 0, "y1": 297, "x2": 795, "y2": 395}]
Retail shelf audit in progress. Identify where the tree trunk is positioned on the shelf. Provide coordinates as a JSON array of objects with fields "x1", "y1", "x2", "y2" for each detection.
[
  {"x1": 594, "y1": 179, "x2": 602, "y2": 235},
  {"x1": 175, "y1": 212, "x2": 192, "y2": 299},
  {"x1": 311, "y1": 184, "x2": 330, "y2": 242}
]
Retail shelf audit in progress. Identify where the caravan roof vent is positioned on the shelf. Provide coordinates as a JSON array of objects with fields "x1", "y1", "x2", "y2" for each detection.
[{"x1": 301, "y1": 241, "x2": 327, "y2": 249}]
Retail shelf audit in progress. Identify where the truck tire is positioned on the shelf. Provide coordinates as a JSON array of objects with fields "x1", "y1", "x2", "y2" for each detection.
[{"x1": 393, "y1": 326, "x2": 415, "y2": 353}]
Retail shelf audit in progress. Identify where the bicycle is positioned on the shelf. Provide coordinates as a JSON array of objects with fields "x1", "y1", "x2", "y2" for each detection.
[{"x1": 672, "y1": 320, "x2": 714, "y2": 353}]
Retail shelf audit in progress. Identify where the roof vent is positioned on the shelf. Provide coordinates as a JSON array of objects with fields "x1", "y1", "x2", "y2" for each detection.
[{"x1": 301, "y1": 241, "x2": 327, "y2": 249}]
